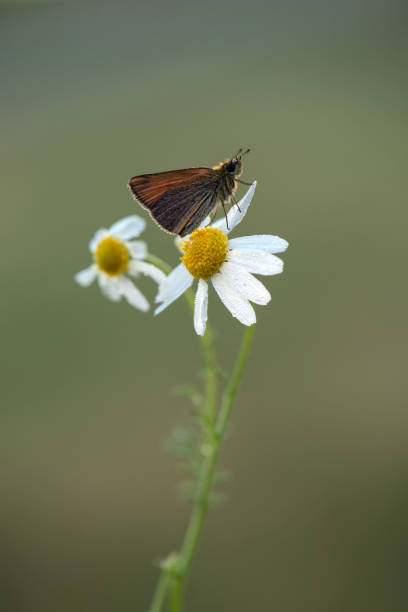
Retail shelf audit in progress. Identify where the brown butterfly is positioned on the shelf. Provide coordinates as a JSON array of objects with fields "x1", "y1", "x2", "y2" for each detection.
[{"x1": 128, "y1": 148, "x2": 251, "y2": 237}]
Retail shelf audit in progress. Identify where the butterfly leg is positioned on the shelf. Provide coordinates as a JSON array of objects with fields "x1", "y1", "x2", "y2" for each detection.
[
  {"x1": 221, "y1": 199, "x2": 229, "y2": 231},
  {"x1": 237, "y1": 179, "x2": 252, "y2": 186},
  {"x1": 231, "y1": 195, "x2": 241, "y2": 213}
]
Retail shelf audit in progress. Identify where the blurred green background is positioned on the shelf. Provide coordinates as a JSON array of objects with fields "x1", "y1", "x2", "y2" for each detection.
[{"x1": 2, "y1": 1, "x2": 408, "y2": 610}]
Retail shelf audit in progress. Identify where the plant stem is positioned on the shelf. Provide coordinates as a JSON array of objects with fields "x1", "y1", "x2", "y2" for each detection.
[
  {"x1": 176, "y1": 325, "x2": 254, "y2": 579},
  {"x1": 169, "y1": 577, "x2": 182, "y2": 612},
  {"x1": 149, "y1": 570, "x2": 170, "y2": 612},
  {"x1": 168, "y1": 307, "x2": 217, "y2": 612},
  {"x1": 145, "y1": 254, "x2": 255, "y2": 612},
  {"x1": 145, "y1": 253, "x2": 172, "y2": 275}
]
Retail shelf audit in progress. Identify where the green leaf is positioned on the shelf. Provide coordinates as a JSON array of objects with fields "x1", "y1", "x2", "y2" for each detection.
[{"x1": 173, "y1": 384, "x2": 203, "y2": 408}]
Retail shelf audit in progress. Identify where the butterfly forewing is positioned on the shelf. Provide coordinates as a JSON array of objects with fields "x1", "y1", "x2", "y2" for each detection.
[{"x1": 129, "y1": 168, "x2": 219, "y2": 235}]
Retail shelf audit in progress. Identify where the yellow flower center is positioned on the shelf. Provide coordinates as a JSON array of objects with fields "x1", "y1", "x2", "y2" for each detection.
[
  {"x1": 181, "y1": 227, "x2": 228, "y2": 280},
  {"x1": 94, "y1": 236, "x2": 129, "y2": 276}
]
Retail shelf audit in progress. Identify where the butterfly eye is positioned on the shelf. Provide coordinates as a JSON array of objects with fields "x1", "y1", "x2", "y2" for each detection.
[{"x1": 225, "y1": 161, "x2": 236, "y2": 172}]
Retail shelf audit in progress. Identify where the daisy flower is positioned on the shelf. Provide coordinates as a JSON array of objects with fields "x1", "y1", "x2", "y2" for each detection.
[
  {"x1": 155, "y1": 182, "x2": 288, "y2": 335},
  {"x1": 75, "y1": 215, "x2": 166, "y2": 311}
]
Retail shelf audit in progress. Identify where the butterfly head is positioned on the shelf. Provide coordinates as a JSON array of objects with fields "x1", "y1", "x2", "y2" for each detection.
[{"x1": 224, "y1": 148, "x2": 250, "y2": 176}]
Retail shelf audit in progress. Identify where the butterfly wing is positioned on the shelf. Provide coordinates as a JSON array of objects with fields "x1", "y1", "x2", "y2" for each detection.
[{"x1": 128, "y1": 168, "x2": 220, "y2": 236}]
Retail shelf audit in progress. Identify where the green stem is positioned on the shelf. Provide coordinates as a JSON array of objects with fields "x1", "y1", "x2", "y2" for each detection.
[
  {"x1": 149, "y1": 570, "x2": 170, "y2": 612},
  {"x1": 146, "y1": 254, "x2": 255, "y2": 612},
  {"x1": 176, "y1": 326, "x2": 254, "y2": 579},
  {"x1": 145, "y1": 253, "x2": 172, "y2": 275},
  {"x1": 147, "y1": 254, "x2": 216, "y2": 611},
  {"x1": 169, "y1": 577, "x2": 182, "y2": 612}
]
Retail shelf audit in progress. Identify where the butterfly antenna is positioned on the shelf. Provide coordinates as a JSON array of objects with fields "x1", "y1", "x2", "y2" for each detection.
[{"x1": 234, "y1": 147, "x2": 250, "y2": 160}]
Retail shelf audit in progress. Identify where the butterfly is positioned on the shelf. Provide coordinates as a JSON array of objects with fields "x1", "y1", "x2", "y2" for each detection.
[{"x1": 128, "y1": 148, "x2": 251, "y2": 237}]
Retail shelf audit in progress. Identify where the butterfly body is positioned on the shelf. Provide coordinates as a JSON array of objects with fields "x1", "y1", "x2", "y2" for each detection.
[{"x1": 128, "y1": 149, "x2": 250, "y2": 237}]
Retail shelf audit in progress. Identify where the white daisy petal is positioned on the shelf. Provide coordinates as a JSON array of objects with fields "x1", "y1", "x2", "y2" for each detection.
[
  {"x1": 212, "y1": 271, "x2": 256, "y2": 326},
  {"x1": 220, "y1": 261, "x2": 271, "y2": 305},
  {"x1": 156, "y1": 263, "x2": 193, "y2": 303},
  {"x1": 154, "y1": 285, "x2": 188, "y2": 315},
  {"x1": 228, "y1": 235, "x2": 288, "y2": 254},
  {"x1": 154, "y1": 300, "x2": 172, "y2": 315},
  {"x1": 211, "y1": 216, "x2": 229, "y2": 233},
  {"x1": 119, "y1": 276, "x2": 150, "y2": 311},
  {"x1": 89, "y1": 228, "x2": 108, "y2": 253},
  {"x1": 128, "y1": 260, "x2": 167, "y2": 285},
  {"x1": 227, "y1": 250, "x2": 284, "y2": 276},
  {"x1": 74, "y1": 265, "x2": 97, "y2": 287},
  {"x1": 98, "y1": 274, "x2": 123, "y2": 302},
  {"x1": 125, "y1": 240, "x2": 147, "y2": 259},
  {"x1": 194, "y1": 280, "x2": 208, "y2": 336},
  {"x1": 212, "y1": 181, "x2": 257, "y2": 234},
  {"x1": 109, "y1": 215, "x2": 146, "y2": 240}
]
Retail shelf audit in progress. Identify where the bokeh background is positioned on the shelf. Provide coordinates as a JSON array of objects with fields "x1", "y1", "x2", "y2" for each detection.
[{"x1": 2, "y1": 1, "x2": 408, "y2": 610}]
